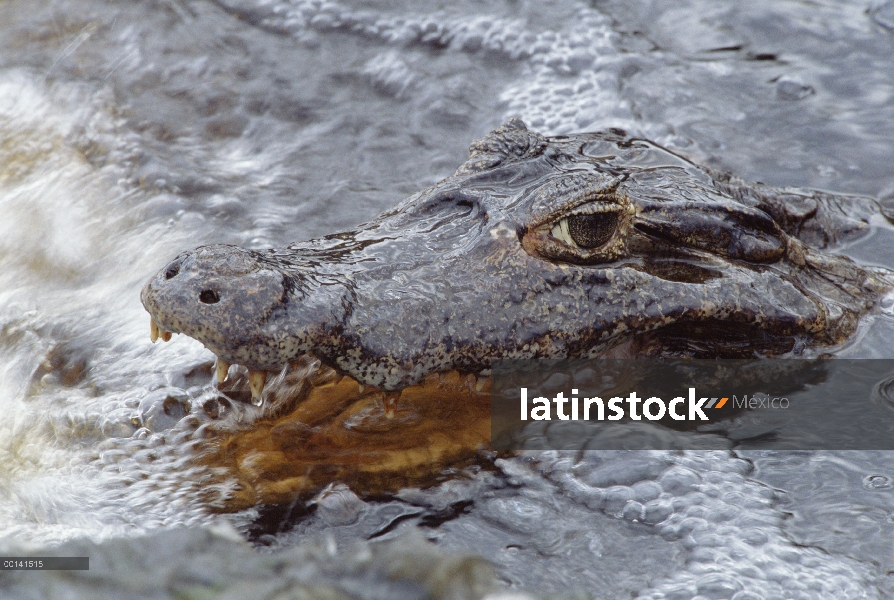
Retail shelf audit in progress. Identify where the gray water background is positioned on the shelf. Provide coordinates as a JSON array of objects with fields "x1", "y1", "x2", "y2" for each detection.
[{"x1": 2, "y1": 0, "x2": 894, "y2": 598}]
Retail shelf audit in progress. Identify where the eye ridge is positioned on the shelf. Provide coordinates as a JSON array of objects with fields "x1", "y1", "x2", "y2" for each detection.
[{"x1": 566, "y1": 212, "x2": 619, "y2": 249}]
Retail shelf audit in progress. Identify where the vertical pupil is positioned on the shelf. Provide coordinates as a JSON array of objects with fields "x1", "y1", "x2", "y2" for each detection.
[{"x1": 567, "y1": 212, "x2": 618, "y2": 248}]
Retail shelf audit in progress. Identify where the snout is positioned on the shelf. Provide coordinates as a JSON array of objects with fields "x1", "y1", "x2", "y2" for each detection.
[{"x1": 141, "y1": 245, "x2": 291, "y2": 358}]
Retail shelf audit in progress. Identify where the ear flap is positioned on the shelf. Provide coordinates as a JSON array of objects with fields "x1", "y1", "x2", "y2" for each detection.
[{"x1": 454, "y1": 118, "x2": 548, "y2": 176}]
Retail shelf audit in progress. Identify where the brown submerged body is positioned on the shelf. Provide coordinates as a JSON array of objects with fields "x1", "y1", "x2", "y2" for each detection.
[{"x1": 142, "y1": 120, "x2": 893, "y2": 509}]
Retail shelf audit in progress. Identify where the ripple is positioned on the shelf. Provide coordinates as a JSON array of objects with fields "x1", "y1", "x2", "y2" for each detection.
[{"x1": 870, "y1": 373, "x2": 894, "y2": 410}]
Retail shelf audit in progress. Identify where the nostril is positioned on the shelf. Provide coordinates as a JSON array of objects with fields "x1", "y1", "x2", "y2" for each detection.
[
  {"x1": 199, "y1": 289, "x2": 220, "y2": 304},
  {"x1": 165, "y1": 265, "x2": 180, "y2": 280}
]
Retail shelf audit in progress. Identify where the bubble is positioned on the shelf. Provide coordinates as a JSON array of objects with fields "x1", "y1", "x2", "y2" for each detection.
[
  {"x1": 863, "y1": 474, "x2": 893, "y2": 490},
  {"x1": 775, "y1": 77, "x2": 815, "y2": 101},
  {"x1": 312, "y1": 484, "x2": 366, "y2": 526}
]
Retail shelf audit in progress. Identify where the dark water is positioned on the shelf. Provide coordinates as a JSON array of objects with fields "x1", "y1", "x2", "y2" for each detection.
[{"x1": 1, "y1": 0, "x2": 894, "y2": 598}]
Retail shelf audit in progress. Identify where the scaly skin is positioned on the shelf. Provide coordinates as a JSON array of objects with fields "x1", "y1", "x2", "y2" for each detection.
[{"x1": 142, "y1": 119, "x2": 893, "y2": 392}]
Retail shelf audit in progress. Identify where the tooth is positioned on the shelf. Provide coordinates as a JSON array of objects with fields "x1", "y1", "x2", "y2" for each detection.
[
  {"x1": 475, "y1": 378, "x2": 487, "y2": 392},
  {"x1": 384, "y1": 392, "x2": 398, "y2": 419},
  {"x1": 215, "y1": 358, "x2": 230, "y2": 383},
  {"x1": 150, "y1": 319, "x2": 159, "y2": 343},
  {"x1": 249, "y1": 370, "x2": 267, "y2": 404},
  {"x1": 160, "y1": 330, "x2": 172, "y2": 342}
]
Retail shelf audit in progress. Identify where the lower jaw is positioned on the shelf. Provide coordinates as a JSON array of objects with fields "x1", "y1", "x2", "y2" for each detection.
[{"x1": 191, "y1": 356, "x2": 493, "y2": 511}]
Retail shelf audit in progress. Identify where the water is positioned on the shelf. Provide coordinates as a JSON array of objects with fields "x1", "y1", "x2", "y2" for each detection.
[{"x1": 1, "y1": 0, "x2": 894, "y2": 597}]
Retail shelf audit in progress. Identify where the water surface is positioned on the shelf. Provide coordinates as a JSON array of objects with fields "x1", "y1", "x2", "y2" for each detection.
[{"x1": 1, "y1": 0, "x2": 894, "y2": 597}]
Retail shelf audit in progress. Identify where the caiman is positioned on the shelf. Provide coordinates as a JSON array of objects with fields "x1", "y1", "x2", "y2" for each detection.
[{"x1": 141, "y1": 119, "x2": 893, "y2": 508}]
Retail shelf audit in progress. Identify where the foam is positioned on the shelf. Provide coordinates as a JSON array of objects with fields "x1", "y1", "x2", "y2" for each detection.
[
  {"x1": 536, "y1": 450, "x2": 879, "y2": 599},
  {"x1": 216, "y1": 0, "x2": 637, "y2": 135},
  {"x1": 0, "y1": 69, "x2": 222, "y2": 546}
]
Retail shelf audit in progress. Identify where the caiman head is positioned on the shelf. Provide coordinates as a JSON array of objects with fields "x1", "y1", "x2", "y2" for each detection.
[{"x1": 142, "y1": 119, "x2": 892, "y2": 396}]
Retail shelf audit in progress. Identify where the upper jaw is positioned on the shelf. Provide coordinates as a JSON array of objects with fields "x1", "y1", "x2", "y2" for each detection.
[{"x1": 140, "y1": 244, "x2": 351, "y2": 381}]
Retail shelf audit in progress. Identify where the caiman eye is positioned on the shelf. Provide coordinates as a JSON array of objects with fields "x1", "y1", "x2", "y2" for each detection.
[
  {"x1": 551, "y1": 211, "x2": 619, "y2": 249},
  {"x1": 520, "y1": 195, "x2": 631, "y2": 266}
]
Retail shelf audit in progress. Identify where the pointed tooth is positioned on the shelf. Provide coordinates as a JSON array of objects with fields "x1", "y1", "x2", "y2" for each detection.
[
  {"x1": 150, "y1": 319, "x2": 159, "y2": 343},
  {"x1": 383, "y1": 392, "x2": 398, "y2": 419},
  {"x1": 475, "y1": 378, "x2": 486, "y2": 392},
  {"x1": 160, "y1": 330, "x2": 172, "y2": 342},
  {"x1": 249, "y1": 370, "x2": 267, "y2": 404},
  {"x1": 215, "y1": 358, "x2": 230, "y2": 383}
]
